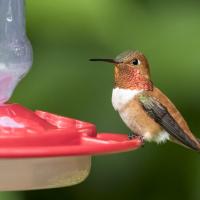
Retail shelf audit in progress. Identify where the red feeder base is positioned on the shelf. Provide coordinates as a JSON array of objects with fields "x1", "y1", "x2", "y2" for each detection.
[
  {"x1": 0, "y1": 103, "x2": 142, "y2": 157},
  {"x1": 0, "y1": 104, "x2": 142, "y2": 190}
]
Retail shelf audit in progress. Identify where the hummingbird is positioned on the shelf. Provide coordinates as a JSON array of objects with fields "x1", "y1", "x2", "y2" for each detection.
[{"x1": 90, "y1": 50, "x2": 200, "y2": 152}]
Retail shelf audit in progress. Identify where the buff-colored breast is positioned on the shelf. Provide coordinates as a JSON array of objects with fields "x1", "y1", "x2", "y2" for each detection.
[{"x1": 119, "y1": 93, "x2": 163, "y2": 141}]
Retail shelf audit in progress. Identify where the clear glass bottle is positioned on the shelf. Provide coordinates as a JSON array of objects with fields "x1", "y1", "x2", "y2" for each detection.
[{"x1": 0, "y1": 0, "x2": 32, "y2": 103}]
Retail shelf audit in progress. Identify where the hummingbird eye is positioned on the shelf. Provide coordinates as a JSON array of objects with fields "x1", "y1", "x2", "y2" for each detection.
[{"x1": 131, "y1": 59, "x2": 140, "y2": 65}]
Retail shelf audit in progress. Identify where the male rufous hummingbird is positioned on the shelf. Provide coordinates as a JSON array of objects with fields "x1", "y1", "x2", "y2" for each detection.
[{"x1": 90, "y1": 50, "x2": 200, "y2": 152}]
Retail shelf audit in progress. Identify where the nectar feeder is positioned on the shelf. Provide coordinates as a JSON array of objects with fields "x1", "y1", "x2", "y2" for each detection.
[{"x1": 0, "y1": 0, "x2": 143, "y2": 191}]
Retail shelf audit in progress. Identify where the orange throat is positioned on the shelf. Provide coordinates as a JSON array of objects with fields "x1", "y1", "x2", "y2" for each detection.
[{"x1": 114, "y1": 66, "x2": 153, "y2": 90}]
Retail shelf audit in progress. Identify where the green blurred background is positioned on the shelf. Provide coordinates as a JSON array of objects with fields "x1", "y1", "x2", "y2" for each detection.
[{"x1": 3, "y1": 0, "x2": 200, "y2": 199}]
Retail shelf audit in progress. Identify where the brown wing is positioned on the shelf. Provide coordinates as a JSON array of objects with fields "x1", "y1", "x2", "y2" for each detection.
[
  {"x1": 139, "y1": 91, "x2": 200, "y2": 151},
  {"x1": 147, "y1": 87, "x2": 200, "y2": 148}
]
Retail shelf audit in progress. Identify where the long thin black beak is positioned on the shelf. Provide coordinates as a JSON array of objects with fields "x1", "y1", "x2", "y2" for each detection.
[{"x1": 89, "y1": 58, "x2": 119, "y2": 64}]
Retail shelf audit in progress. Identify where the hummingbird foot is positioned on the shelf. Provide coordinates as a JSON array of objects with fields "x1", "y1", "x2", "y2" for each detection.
[
  {"x1": 128, "y1": 133, "x2": 144, "y2": 145},
  {"x1": 128, "y1": 133, "x2": 135, "y2": 140}
]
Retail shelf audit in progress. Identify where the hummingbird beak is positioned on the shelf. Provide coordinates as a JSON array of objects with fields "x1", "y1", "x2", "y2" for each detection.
[{"x1": 89, "y1": 58, "x2": 120, "y2": 64}]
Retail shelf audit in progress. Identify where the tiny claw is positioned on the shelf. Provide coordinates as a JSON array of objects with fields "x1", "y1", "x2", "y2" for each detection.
[
  {"x1": 128, "y1": 133, "x2": 145, "y2": 146},
  {"x1": 128, "y1": 133, "x2": 134, "y2": 140}
]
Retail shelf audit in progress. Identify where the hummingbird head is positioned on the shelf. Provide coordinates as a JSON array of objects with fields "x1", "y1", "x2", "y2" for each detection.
[{"x1": 90, "y1": 50, "x2": 153, "y2": 90}]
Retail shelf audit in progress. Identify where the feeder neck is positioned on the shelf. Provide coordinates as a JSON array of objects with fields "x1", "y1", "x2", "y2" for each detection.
[{"x1": 0, "y1": 0, "x2": 25, "y2": 41}]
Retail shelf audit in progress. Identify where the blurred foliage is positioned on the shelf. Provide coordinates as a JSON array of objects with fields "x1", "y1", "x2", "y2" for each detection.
[{"x1": 2, "y1": 0, "x2": 200, "y2": 199}]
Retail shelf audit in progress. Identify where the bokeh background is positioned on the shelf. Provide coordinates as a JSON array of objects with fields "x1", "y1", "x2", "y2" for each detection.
[{"x1": 2, "y1": 0, "x2": 200, "y2": 199}]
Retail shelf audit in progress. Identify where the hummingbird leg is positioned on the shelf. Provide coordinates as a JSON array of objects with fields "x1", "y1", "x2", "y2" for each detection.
[
  {"x1": 128, "y1": 133, "x2": 144, "y2": 146},
  {"x1": 128, "y1": 133, "x2": 143, "y2": 141},
  {"x1": 128, "y1": 133, "x2": 136, "y2": 140}
]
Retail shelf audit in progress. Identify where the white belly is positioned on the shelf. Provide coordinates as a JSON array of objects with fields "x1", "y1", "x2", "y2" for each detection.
[{"x1": 112, "y1": 88, "x2": 143, "y2": 111}]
